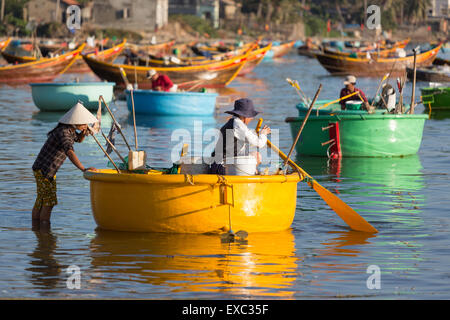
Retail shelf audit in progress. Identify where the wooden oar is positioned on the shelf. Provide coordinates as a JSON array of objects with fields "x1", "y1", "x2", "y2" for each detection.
[
  {"x1": 284, "y1": 84, "x2": 322, "y2": 167},
  {"x1": 256, "y1": 120, "x2": 378, "y2": 233},
  {"x1": 410, "y1": 47, "x2": 419, "y2": 114}
]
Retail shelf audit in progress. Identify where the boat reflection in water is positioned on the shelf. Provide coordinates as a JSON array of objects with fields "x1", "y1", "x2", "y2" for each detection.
[
  {"x1": 89, "y1": 230, "x2": 298, "y2": 298},
  {"x1": 293, "y1": 155, "x2": 426, "y2": 296}
]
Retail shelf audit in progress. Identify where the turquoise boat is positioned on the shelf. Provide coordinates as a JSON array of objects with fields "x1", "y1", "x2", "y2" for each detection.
[
  {"x1": 126, "y1": 89, "x2": 218, "y2": 116},
  {"x1": 285, "y1": 113, "x2": 428, "y2": 157},
  {"x1": 30, "y1": 82, "x2": 115, "y2": 111},
  {"x1": 421, "y1": 87, "x2": 450, "y2": 110}
]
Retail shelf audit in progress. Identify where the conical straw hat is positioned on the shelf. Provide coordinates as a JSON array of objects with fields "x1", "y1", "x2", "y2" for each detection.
[{"x1": 59, "y1": 102, "x2": 99, "y2": 125}]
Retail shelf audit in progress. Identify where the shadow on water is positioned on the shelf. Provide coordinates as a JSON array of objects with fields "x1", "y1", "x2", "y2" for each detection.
[{"x1": 88, "y1": 229, "x2": 299, "y2": 298}]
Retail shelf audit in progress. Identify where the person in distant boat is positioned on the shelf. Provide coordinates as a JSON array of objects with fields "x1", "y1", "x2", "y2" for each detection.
[
  {"x1": 339, "y1": 75, "x2": 370, "y2": 110},
  {"x1": 147, "y1": 69, "x2": 174, "y2": 92},
  {"x1": 31, "y1": 102, "x2": 98, "y2": 229},
  {"x1": 209, "y1": 98, "x2": 271, "y2": 175}
]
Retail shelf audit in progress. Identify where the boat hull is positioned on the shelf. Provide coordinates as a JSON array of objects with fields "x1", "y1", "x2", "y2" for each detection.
[
  {"x1": 296, "y1": 100, "x2": 388, "y2": 115},
  {"x1": 84, "y1": 170, "x2": 301, "y2": 233},
  {"x1": 315, "y1": 44, "x2": 442, "y2": 77},
  {"x1": 421, "y1": 87, "x2": 450, "y2": 110},
  {"x1": 30, "y1": 82, "x2": 115, "y2": 111},
  {"x1": 83, "y1": 52, "x2": 247, "y2": 89},
  {"x1": 406, "y1": 66, "x2": 450, "y2": 82},
  {"x1": 286, "y1": 114, "x2": 428, "y2": 157},
  {"x1": 126, "y1": 90, "x2": 218, "y2": 116},
  {"x1": 0, "y1": 45, "x2": 84, "y2": 84}
]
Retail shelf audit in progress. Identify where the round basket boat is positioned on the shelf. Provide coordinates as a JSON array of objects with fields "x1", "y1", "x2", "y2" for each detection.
[
  {"x1": 30, "y1": 82, "x2": 115, "y2": 111},
  {"x1": 84, "y1": 170, "x2": 302, "y2": 233},
  {"x1": 286, "y1": 113, "x2": 428, "y2": 157},
  {"x1": 126, "y1": 89, "x2": 218, "y2": 116}
]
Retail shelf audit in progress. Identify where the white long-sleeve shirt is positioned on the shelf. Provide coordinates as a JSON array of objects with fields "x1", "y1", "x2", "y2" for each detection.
[{"x1": 212, "y1": 117, "x2": 267, "y2": 163}]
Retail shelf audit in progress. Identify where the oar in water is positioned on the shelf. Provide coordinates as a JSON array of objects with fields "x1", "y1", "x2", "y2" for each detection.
[{"x1": 256, "y1": 120, "x2": 378, "y2": 233}]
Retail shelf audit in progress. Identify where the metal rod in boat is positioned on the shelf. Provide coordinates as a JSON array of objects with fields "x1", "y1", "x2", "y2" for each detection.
[
  {"x1": 99, "y1": 95, "x2": 132, "y2": 151},
  {"x1": 88, "y1": 127, "x2": 121, "y2": 174}
]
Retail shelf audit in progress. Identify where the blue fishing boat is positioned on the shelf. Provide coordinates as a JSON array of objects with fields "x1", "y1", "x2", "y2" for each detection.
[
  {"x1": 30, "y1": 82, "x2": 115, "y2": 111},
  {"x1": 126, "y1": 89, "x2": 218, "y2": 116}
]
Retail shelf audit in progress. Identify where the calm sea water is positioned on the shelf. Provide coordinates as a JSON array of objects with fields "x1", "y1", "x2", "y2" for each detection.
[{"x1": 1, "y1": 50, "x2": 450, "y2": 299}]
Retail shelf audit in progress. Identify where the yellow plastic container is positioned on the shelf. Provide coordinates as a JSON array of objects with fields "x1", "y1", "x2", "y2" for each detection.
[{"x1": 84, "y1": 169, "x2": 302, "y2": 233}]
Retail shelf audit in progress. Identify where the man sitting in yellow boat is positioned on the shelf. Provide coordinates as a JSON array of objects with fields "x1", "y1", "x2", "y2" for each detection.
[
  {"x1": 209, "y1": 98, "x2": 271, "y2": 175},
  {"x1": 31, "y1": 103, "x2": 97, "y2": 229},
  {"x1": 339, "y1": 75, "x2": 370, "y2": 110}
]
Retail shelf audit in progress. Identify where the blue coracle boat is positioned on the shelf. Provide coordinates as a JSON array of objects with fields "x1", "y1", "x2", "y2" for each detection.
[
  {"x1": 30, "y1": 82, "x2": 115, "y2": 111},
  {"x1": 126, "y1": 90, "x2": 218, "y2": 116}
]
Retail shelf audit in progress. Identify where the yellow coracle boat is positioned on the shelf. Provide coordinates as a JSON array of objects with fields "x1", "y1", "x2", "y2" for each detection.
[{"x1": 84, "y1": 169, "x2": 302, "y2": 233}]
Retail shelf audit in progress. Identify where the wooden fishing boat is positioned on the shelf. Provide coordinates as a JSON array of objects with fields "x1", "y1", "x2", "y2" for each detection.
[
  {"x1": 421, "y1": 86, "x2": 450, "y2": 110},
  {"x1": 0, "y1": 38, "x2": 12, "y2": 52},
  {"x1": 1, "y1": 40, "x2": 126, "y2": 73},
  {"x1": 238, "y1": 44, "x2": 272, "y2": 76},
  {"x1": 126, "y1": 89, "x2": 218, "y2": 116},
  {"x1": 285, "y1": 113, "x2": 428, "y2": 157},
  {"x1": 0, "y1": 44, "x2": 85, "y2": 84},
  {"x1": 322, "y1": 39, "x2": 410, "y2": 58},
  {"x1": 30, "y1": 82, "x2": 115, "y2": 111},
  {"x1": 83, "y1": 169, "x2": 302, "y2": 233},
  {"x1": 82, "y1": 49, "x2": 249, "y2": 89},
  {"x1": 270, "y1": 40, "x2": 295, "y2": 58},
  {"x1": 127, "y1": 39, "x2": 176, "y2": 56},
  {"x1": 433, "y1": 57, "x2": 450, "y2": 66},
  {"x1": 314, "y1": 43, "x2": 443, "y2": 77},
  {"x1": 406, "y1": 65, "x2": 450, "y2": 82},
  {"x1": 67, "y1": 39, "x2": 126, "y2": 73}
]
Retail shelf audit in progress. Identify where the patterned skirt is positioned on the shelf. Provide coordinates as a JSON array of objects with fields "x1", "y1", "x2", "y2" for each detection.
[{"x1": 33, "y1": 170, "x2": 57, "y2": 209}]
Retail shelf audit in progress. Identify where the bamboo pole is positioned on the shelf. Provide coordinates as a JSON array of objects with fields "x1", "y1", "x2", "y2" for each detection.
[
  {"x1": 99, "y1": 95, "x2": 132, "y2": 151},
  {"x1": 88, "y1": 128, "x2": 121, "y2": 173},
  {"x1": 410, "y1": 48, "x2": 418, "y2": 114},
  {"x1": 283, "y1": 84, "x2": 322, "y2": 167}
]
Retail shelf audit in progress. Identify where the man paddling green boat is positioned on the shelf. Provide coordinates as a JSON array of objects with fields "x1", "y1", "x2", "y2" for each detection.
[{"x1": 31, "y1": 102, "x2": 98, "y2": 229}]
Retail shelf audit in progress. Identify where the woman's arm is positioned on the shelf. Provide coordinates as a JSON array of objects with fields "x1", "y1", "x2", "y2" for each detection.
[{"x1": 67, "y1": 150, "x2": 96, "y2": 172}]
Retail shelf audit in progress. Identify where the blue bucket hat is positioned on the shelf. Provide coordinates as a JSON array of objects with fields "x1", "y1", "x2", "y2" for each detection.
[{"x1": 225, "y1": 98, "x2": 260, "y2": 118}]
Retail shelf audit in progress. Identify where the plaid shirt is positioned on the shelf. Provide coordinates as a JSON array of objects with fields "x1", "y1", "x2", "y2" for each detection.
[{"x1": 32, "y1": 124, "x2": 80, "y2": 180}]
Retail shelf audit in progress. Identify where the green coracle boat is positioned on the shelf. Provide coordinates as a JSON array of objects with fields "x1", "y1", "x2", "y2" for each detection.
[
  {"x1": 421, "y1": 87, "x2": 450, "y2": 110},
  {"x1": 296, "y1": 100, "x2": 387, "y2": 115},
  {"x1": 285, "y1": 113, "x2": 428, "y2": 157}
]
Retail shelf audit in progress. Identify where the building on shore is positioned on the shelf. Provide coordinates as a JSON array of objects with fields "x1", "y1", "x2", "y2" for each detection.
[
  {"x1": 25, "y1": 0, "x2": 80, "y2": 25},
  {"x1": 427, "y1": 0, "x2": 449, "y2": 33},
  {"x1": 89, "y1": 0, "x2": 168, "y2": 32},
  {"x1": 169, "y1": 0, "x2": 219, "y2": 28},
  {"x1": 25, "y1": 0, "x2": 168, "y2": 32}
]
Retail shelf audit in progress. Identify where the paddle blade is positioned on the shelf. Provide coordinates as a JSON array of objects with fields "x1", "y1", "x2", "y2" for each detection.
[{"x1": 311, "y1": 180, "x2": 378, "y2": 233}]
